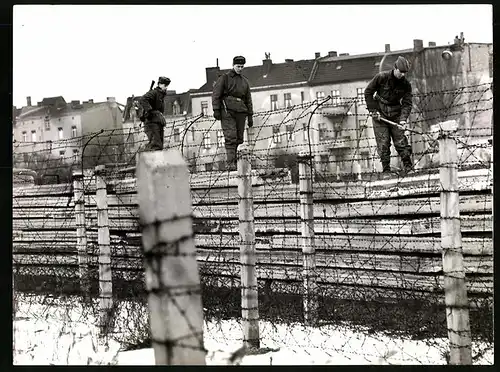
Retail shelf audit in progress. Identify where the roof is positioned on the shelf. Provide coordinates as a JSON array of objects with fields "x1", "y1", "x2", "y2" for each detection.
[
  {"x1": 196, "y1": 59, "x2": 316, "y2": 93},
  {"x1": 310, "y1": 49, "x2": 417, "y2": 86},
  {"x1": 17, "y1": 97, "x2": 112, "y2": 120}
]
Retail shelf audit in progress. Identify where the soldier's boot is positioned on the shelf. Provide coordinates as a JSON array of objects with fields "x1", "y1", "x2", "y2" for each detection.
[
  {"x1": 380, "y1": 161, "x2": 392, "y2": 179},
  {"x1": 401, "y1": 157, "x2": 414, "y2": 175},
  {"x1": 226, "y1": 146, "x2": 237, "y2": 171}
]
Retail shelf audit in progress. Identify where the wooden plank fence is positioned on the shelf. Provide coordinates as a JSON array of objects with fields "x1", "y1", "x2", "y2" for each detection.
[{"x1": 13, "y1": 168, "x2": 493, "y2": 304}]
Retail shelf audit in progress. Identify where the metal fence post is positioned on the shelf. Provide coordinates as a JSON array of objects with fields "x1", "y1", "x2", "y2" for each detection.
[
  {"x1": 297, "y1": 151, "x2": 318, "y2": 326},
  {"x1": 237, "y1": 143, "x2": 260, "y2": 350},
  {"x1": 437, "y1": 119, "x2": 472, "y2": 365},
  {"x1": 136, "y1": 149, "x2": 206, "y2": 365}
]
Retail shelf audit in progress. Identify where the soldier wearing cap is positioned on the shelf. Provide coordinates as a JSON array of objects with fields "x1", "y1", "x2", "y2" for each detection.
[
  {"x1": 212, "y1": 56, "x2": 254, "y2": 171},
  {"x1": 365, "y1": 56, "x2": 413, "y2": 176},
  {"x1": 138, "y1": 76, "x2": 170, "y2": 151}
]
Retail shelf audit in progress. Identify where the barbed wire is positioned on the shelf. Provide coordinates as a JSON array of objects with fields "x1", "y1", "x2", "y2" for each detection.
[{"x1": 13, "y1": 83, "x2": 492, "y2": 365}]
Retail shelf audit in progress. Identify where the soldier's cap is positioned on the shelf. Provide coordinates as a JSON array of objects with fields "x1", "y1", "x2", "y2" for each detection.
[
  {"x1": 233, "y1": 56, "x2": 246, "y2": 65},
  {"x1": 158, "y1": 76, "x2": 171, "y2": 85},
  {"x1": 394, "y1": 56, "x2": 410, "y2": 73}
]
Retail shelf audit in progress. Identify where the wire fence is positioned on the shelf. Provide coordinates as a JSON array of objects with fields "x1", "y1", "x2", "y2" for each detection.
[{"x1": 12, "y1": 82, "x2": 493, "y2": 365}]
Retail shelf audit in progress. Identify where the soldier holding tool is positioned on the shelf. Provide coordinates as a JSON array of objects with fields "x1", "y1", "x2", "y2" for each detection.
[
  {"x1": 212, "y1": 56, "x2": 254, "y2": 171},
  {"x1": 365, "y1": 56, "x2": 413, "y2": 176},
  {"x1": 138, "y1": 76, "x2": 170, "y2": 151}
]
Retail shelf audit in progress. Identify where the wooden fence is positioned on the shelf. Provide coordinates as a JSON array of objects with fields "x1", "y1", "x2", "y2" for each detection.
[{"x1": 13, "y1": 165, "x2": 493, "y2": 303}]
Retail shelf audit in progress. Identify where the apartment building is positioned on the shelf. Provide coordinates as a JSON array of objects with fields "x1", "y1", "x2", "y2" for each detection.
[{"x1": 13, "y1": 96, "x2": 124, "y2": 168}]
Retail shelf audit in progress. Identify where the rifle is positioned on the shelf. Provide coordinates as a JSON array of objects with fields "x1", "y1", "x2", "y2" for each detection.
[{"x1": 150, "y1": 80, "x2": 155, "y2": 90}]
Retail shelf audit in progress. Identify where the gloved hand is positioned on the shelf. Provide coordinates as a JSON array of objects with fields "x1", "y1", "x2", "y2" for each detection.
[
  {"x1": 247, "y1": 115, "x2": 253, "y2": 128},
  {"x1": 399, "y1": 120, "x2": 407, "y2": 130},
  {"x1": 370, "y1": 111, "x2": 381, "y2": 121},
  {"x1": 213, "y1": 110, "x2": 221, "y2": 120}
]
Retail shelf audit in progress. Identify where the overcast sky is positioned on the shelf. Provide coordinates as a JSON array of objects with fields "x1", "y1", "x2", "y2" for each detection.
[{"x1": 13, "y1": 4, "x2": 492, "y2": 108}]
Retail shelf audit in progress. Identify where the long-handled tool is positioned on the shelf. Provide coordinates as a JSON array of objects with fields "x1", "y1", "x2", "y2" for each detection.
[{"x1": 378, "y1": 116, "x2": 423, "y2": 135}]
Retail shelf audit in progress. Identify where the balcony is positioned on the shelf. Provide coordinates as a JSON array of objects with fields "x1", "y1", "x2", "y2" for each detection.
[
  {"x1": 322, "y1": 135, "x2": 352, "y2": 149},
  {"x1": 317, "y1": 100, "x2": 354, "y2": 117}
]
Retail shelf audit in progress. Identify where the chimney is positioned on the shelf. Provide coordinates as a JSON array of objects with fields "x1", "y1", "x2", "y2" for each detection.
[
  {"x1": 263, "y1": 58, "x2": 272, "y2": 75},
  {"x1": 385, "y1": 44, "x2": 391, "y2": 53},
  {"x1": 205, "y1": 66, "x2": 221, "y2": 84},
  {"x1": 428, "y1": 41, "x2": 436, "y2": 47},
  {"x1": 315, "y1": 52, "x2": 321, "y2": 59},
  {"x1": 328, "y1": 51, "x2": 338, "y2": 57},
  {"x1": 413, "y1": 39, "x2": 424, "y2": 51},
  {"x1": 26, "y1": 96, "x2": 32, "y2": 106},
  {"x1": 285, "y1": 58, "x2": 294, "y2": 62},
  {"x1": 88, "y1": 99, "x2": 94, "y2": 104},
  {"x1": 107, "y1": 97, "x2": 116, "y2": 103}
]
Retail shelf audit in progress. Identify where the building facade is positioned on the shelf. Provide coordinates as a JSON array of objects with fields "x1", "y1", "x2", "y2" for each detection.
[{"x1": 13, "y1": 96, "x2": 124, "y2": 169}]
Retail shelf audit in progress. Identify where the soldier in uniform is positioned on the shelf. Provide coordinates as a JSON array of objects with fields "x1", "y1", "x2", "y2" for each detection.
[
  {"x1": 364, "y1": 56, "x2": 413, "y2": 175},
  {"x1": 138, "y1": 76, "x2": 170, "y2": 151},
  {"x1": 212, "y1": 56, "x2": 254, "y2": 171}
]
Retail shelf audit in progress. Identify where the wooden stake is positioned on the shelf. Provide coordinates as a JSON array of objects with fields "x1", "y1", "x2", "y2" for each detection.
[
  {"x1": 437, "y1": 120, "x2": 472, "y2": 365},
  {"x1": 298, "y1": 151, "x2": 318, "y2": 326},
  {"x1": 95, "y1": 165, "x2": 113, "y2": 336},
  {"x1": 237, "y1": 143, "x2": 260, "y2": 349},
  {"x1": 136, "y1": 149, "x2": 206, "y2": 365}
]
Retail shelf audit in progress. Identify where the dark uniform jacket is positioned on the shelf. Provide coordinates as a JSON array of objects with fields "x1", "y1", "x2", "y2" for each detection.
[
  {"x1": 212, "y1": 70, "x2": 253, "y2": 115},
  {"x1": 139, "y1": 87, "x2": 167, "y2": 125},
  {"x1": 364, "y1": 70, "x2": 412, "y2": 122}
]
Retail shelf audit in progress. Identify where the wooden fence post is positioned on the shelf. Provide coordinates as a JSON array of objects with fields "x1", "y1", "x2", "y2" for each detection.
[
  {"x1": 297, "y1": 151, "x2": 318, "y2": 326},
  {"x1": 73, "y1": 170, "x2": 90, "y2": 299},
  {"x1": 437, "y1": 119, "x2": 472, "y2": 365},
  {"x1": 237, "y1": 143, "x2": 260, "y2": 350},
  {"x1": 95, "y1": 165, "x2": 113, "y2": 336},
  {"x1": 136, "y1": 149, "x2": 206, "y2": 365}
]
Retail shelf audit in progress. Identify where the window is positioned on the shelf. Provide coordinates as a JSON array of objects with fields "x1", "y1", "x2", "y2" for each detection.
[
  {"x1": 173, "y1": 101, "x2": 180, "y2": 115},
  {"x1": 316, "y1": 91, "x2": 325, "y2": 101},
  {"x1": 284, "y1": 93, "x2": 292, "y2": 108},
  {"x1": 286, "y1": 125, "x2": 295, "y2": 142},
  {"x1": 71, "y1": 126, "x2": 77, "y2": 138},
  {"x1": 357, "y1": 88, "x2": 366, "y2": 105},
  {"x1": 173, "y1": 128, "x2": 180, "y2": 142},
  {"x1": 217, "y1": 160, "x2": 226, "y2": 171},
  {"x1": 201, "y1": 101, "x2": 209, "y2": 116},
  {"x1": 333, "y1": 121, "x2": 343, "y2": 139},
  {"x1": 203, "y1": 131, "x2": 211, "y2": 149},
  {"x1": 319, "y1": 122, "x2": 328, "y2": 141},
  {"x1": 217, "y1": 130, "x2": 224, "y2": 147},
  {"x1": 331, "y1": 90, "x2": 341, "y2": 106},
  {"x1": 22, "y1": 131, "x2": 27, "y2": 142},
  {"x1": 44, "y1": 116, "x2": 50, "y2": 130},
  {"x1": 58, "y1": 127, "x2": 63, "y2": 140},
  {"x1": 272, "y1": 126, "x2": 281, "y2": 143},
  {"x1": 320, "y1": 155, "x2": 329, "y2": 172},
  {"x1": 73, "y1": 149, "x2": 79, "y2": 161},
  {"x1": 59, "y1": 150, "x2": 65, "y2": 158},
  {"x1": 302, "y1": 123, "x2": 309, "y2": 142},
  {"x1": 204, "y1": 162, "x2": 213, "y2": 172},
  {"x1": 31, "y1": 130, "x2": 36, "y2": 142},
  {"x1": 270, "y1": 94, "x2": 278, "y2": 111},
  {"x1": 301, "y1": 91, "x2": 305, "y2": 103}
]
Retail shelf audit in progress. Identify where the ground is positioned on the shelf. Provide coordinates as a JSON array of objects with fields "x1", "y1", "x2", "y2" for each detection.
[{"x1": 12, "y1": 294, "x2": 493, "y2": 365}]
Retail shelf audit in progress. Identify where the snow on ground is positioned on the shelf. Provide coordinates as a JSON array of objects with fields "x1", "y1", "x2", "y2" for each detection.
[{"x1": 13, "y1": 294, "x2": 493, "y2": 365}]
